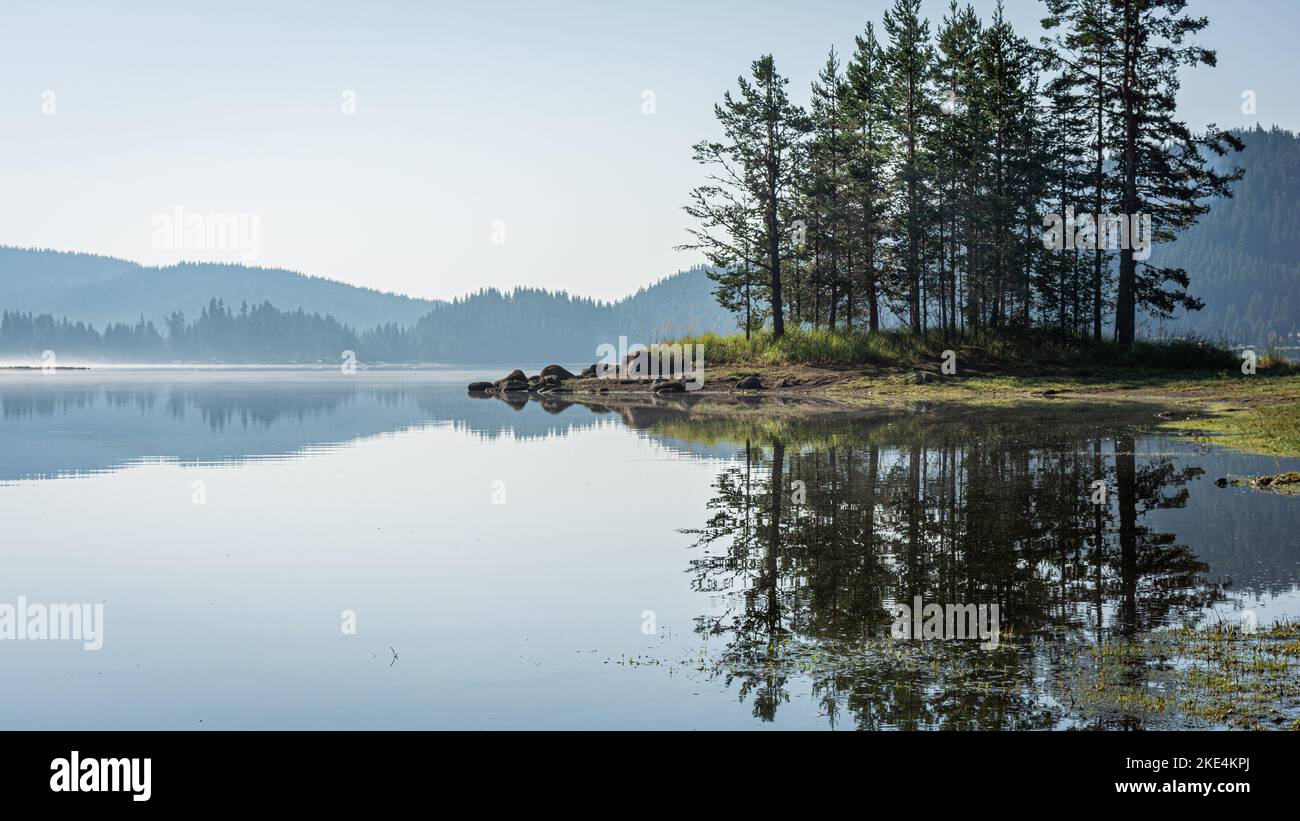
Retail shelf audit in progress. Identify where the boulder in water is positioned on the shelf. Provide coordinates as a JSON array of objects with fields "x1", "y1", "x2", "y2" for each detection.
[{"x1": 541, "y1": 364, "x2": 576, "y2": 380}]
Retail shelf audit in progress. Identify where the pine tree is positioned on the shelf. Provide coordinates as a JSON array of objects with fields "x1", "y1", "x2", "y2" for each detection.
[
  {"x1": 679, "y1": 177, "x2": 767, "y2": 337},
  {"x1": 974, "y1": 1, "x2": 1039, "y2": 329},
  {"x1": 846, "y1": 21, "x2": 894, "y2": 332},
  {"x1": 882, "y1": 0, "x2": 936, "y2": 333},
  {"x1": 684, "y1": 56, "x2": 808, "y2": 339},
  {"x1": 1042, "y1": 0, "x2": 1123, "y2": 341},
  {"x1": 806, "y1": 48, "x2": 856, "y2": 329},
  {"x1": 1108, "y1": 0, "x2": 1242, "y2": 348},
  {"x1": 933, "y1": 2, "x2": 982, "y2": 338}
]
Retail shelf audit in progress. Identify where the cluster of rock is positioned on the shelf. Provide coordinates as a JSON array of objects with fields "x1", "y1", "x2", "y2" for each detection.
[
  {"x1": 1216, "y1": 472, "x2": 1300, "y2": 495},
  {"x1": 468, "y1": 364, "x2": 776, "y2": 396},
  {"x1": 468, "y1": 364, "x2": 576, "y2": 394}
]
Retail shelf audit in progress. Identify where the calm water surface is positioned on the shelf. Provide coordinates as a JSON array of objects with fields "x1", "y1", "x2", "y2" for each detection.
[{"x1": 1, "y1": 369, "x2": 1297, "y2": 729}]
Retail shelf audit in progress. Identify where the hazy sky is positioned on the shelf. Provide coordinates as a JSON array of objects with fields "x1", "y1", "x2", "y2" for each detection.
[{"x1": 1, "y1": 0, "x2": 1292, "y2": 302}]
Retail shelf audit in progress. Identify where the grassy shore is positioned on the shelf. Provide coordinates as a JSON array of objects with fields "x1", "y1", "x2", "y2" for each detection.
[
  {"x1": 674, "y1": 326, "x2": 1252, "y2": 370},
  {"x1": 1162, "y1": 388, "x2": 1300, "y2": 456},
  {"x1": 557, "y1": 328, "x2": 1300, "y2": 457}
]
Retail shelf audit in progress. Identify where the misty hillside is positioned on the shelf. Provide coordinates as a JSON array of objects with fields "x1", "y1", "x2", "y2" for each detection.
[
  {"x1": 1166, "y1": 126, "x2": 1300, "y2": 344},
  {"x1": 362, "y1": 267, "x2": 737, "y2": 362},
  {"x1": 0, "y1": 249, "x2": 441, "y2": 331},
  {"x1": 0, "y1": 264, "x2": 737, "y2": 363}
]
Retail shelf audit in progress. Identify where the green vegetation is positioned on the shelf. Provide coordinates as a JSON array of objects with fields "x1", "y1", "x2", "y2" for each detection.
[
  {"x1": 1167, "y1": 401, "x2": 1300, "y2": 457},
  {"x1": 581, "y1": 327, "x2": 1300, "y2": 458},
  {"x1": 675, "y1": 326, "x2": 1244, "y2": 370},
  {"x1": 1059, "y1": 621, "x2": 1300, "y2": 730}
]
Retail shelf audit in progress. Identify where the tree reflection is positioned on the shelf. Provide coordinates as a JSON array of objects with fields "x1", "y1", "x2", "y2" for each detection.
[{"x1": 680, "y1": 414, "x2": 1220, "y2": 728}]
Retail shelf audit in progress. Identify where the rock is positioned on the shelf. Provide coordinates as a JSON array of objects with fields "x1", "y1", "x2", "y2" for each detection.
[
  {"x1": 736, "y1": 375, "x2": 763, "y2": 390},
  {"x1": 580, "y1": 365, "x2": 597, "y2": 378},
  {"x1": 1217, "y1": 472, "x2": 1300, "y2": 494},
  {"x1": 495, "y1": 370, "x2": 529, "y2": 390},
  {"x1": 1255, "y1": 471, "x2": 1300, "y2": 489},
  {"x1": 1214, "y1": 477, "x2": 1229, "y2": 487},
  {"x1": 498, "y1": 379, "x2": 529, "y2": 393},
  {"x1": 654, "y1": 380, "x2": 686, "y2": 394},
  {"x1": 467, "y1": 381, "x2": 495, "y2": 392},
  {"x1": 541, "y1": 364, "x2": 576, "y2": 380}
]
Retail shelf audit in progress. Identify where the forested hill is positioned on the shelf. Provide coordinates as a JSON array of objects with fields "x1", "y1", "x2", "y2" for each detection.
[
  {"x1": 1168, "y1": 126, "x2": 1300, "y2": 344},
  {"x1": 0, "y1": 266, "x2": 736, "y2": 363},
  {"x1": 0, "y1": 249, "x2": 441, "y2": 331},
  {"x1": 361, "y1": 267, "x2": 736, "y2": 362}
]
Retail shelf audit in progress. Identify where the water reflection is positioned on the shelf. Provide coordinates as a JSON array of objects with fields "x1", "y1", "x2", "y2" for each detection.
[
  {"x1": 1, "y1": 373, "x2": 1296, "y2": 729},
  {"x1": 0, "y1": 372, "x2": 607, "y2": 482},
  {"x1": 671, "y1": 416, "x2": 1293, "y2": 728}
]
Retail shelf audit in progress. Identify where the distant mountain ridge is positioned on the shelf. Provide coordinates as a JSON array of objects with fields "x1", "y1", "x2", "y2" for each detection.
[
  {"x1": 0, "y1": 248, "x2": 738, "y2": 362},
  {"x1": 0, "y1": 248, "x2": 442, "y2": 331}
]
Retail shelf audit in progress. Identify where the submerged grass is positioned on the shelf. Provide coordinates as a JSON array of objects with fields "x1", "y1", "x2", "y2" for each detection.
[
  {"x1": 1165, "y1": 394, "x2": 1300, "y2": 456},
  {"x1": 1058, "y1": 620, "x2": 1300, "y2": 730}
]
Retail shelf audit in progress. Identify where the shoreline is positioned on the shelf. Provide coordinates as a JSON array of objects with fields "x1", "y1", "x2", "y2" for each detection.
[{"x1": 470, "y1": 362, "x2": 1300, "y2": 458}]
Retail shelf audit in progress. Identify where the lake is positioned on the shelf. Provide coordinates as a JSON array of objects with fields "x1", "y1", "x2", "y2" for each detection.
[{"x1": 1, "y1": 369, "x2": 1297, "y2": 729}]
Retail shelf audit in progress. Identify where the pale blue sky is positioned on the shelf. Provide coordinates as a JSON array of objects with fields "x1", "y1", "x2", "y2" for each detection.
[{"x1": 0, "y1": 0, "x2": 1292, "y2": 302}]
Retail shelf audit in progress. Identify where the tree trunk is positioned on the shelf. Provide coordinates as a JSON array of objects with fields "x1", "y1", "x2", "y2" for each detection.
[
  {"x1": 1114, "y1": 0, "x2": 1138, "y2": 350},
  {"x1": 1093, "y1": 49, "x2": 1105, "y2": 343}
]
